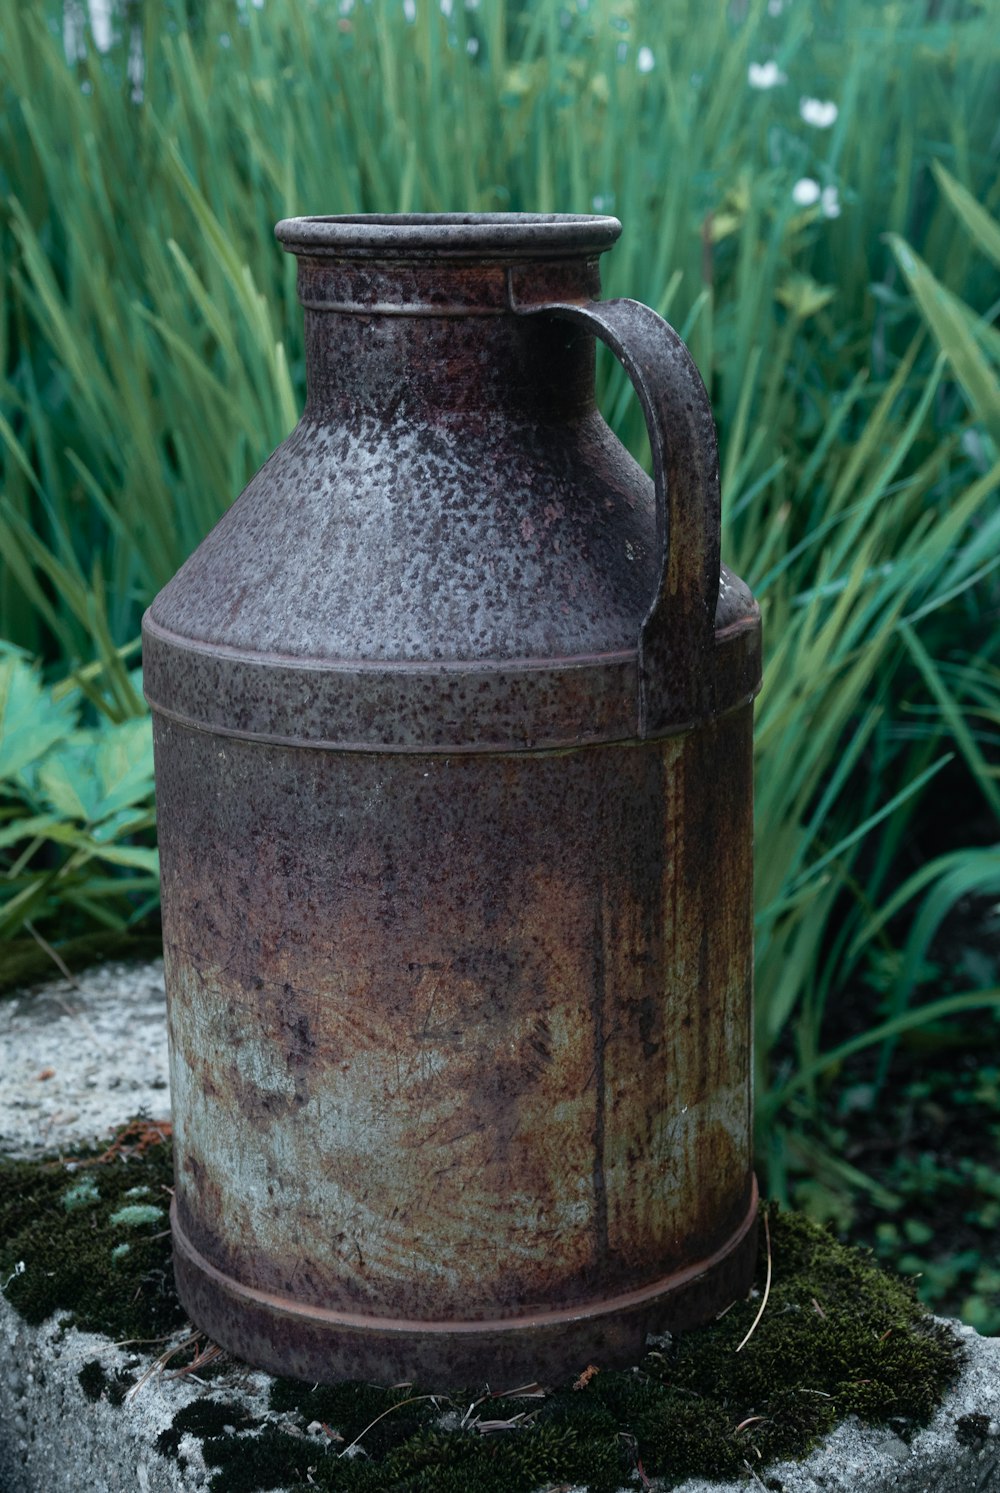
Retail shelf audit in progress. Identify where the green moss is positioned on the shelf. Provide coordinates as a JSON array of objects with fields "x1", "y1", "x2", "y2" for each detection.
[
  {"x1": 203, "y1": 1426, "x2": 332, "y2": 1492},
  {"x1": 155, "y1": 1400, "x2": 262, "y2": 1459},
  {"x1": 77, "y1": 1359, "x2": 136, "y2": 1406},
  {"x1": 185, "y1": 1207, "x2": 962, "y2": 1493},
  {"x1": 0, "y1": 1127, "x2": 181, "y2": 1340},
  {"x1": 268, "y1": 1380, "x2": 440, "y2": 1458},
  {"x1": 197, "y1": 1419, "x2": 626, "y2": 1493},
  {"x1": 955, "y1": 1412, "x2": 991, "y2": 1449},
  {"x1": 617, "y1": 1205, "x2": 960, "y2": 1483},
  {"x1": 1, "y1": 1159, "x2": 962, "y2": 1491},
  {"x1": 77, "y1": 1359, "x2": 109, "y2": 1402}
]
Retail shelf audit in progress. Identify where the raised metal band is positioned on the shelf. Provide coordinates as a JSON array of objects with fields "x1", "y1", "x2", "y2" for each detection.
[
  {"x1": 294, "y1": 256, "x2": 605, "y2": 317},
  {"x1": 172, "y1": 1178, "x2": 758, "y2": 1337},
  {"x1": 142, "y1": 613, "x2": 760, "y2": 754}
]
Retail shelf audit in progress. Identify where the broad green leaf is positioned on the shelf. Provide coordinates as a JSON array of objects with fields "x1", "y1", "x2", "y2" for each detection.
[
  {"x1": 91, "y1": 718, "x2": 156, "y2": 820},
  {"x1": 90, "y1": 809, "x2": 156, "y2": 844},
  {"x1": 0, "y1": 813, "x2": 65, "y2": 850},
  {"x1": 83, "y1": 843, "x2": 160, "y2": 872},
  {"x1": 34, "y1": 717, "x2": 154, "y2": 826},
  {"x1": 34, "y1": 748, "x2": 98, "y2": 822},
  {"x1": 0, "y1": 655, "x2": 78, "y2": 783}
]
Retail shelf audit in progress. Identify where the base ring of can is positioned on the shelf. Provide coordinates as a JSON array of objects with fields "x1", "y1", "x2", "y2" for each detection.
[{"x1": 171, "y1": 1177, "x2": 759, "y2": 1386}]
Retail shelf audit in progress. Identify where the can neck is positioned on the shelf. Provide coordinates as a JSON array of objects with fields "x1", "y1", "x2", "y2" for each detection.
[{"x1": 297, "y1": 257, "x2": 602, "y2": 420}]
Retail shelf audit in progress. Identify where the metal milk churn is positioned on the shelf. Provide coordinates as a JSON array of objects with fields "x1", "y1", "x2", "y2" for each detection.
[{"x1": 142, "y1": 213, "x2": 762, "y2": 1387}]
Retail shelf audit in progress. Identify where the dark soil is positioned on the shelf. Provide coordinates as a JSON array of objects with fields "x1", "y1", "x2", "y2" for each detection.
[{"x1": 787, "y1": 893, "x2": 1000, "y2": 1334}]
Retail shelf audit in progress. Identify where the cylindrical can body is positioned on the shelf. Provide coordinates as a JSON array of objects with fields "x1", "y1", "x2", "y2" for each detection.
[{"x1": 144, "y1": 214, "x2": 762, "y2": 1384}]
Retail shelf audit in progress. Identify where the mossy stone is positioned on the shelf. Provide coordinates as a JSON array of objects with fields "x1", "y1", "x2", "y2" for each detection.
[
  {"x1": 0, "y1": 1127, "x2": 180, "y2": 1341},
  {"x1": 0, "y1": 1138, "x2": 962, "y2": 1493}
]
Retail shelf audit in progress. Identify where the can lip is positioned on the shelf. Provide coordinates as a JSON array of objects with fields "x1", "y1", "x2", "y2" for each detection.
[{"x1": 274, "y1": 212, "x2": 623, "y2": 258}]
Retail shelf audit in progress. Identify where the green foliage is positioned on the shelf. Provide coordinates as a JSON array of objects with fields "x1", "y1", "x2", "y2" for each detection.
[
  {"x1": 790, "y1": 1033, "x2": 1000, "y2": 1336},
  {"x1": 0, "y1": 645, "x2": 157, "y2": 946},
  {"x1": 2, "y1": 0, "x2": 997, "y2": 647},
  {"x1": 889, "y1": 164, "x2": 1000, "y2": 452}
]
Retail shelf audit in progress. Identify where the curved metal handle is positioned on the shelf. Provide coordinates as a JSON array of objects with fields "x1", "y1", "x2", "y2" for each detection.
[{"x1": 514, "y1": 295, "x2": 721, "y2": 737}]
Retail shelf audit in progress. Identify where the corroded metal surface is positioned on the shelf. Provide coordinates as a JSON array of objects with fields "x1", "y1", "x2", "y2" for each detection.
[
  {"x1": 144, "y1": 213, "x2": 762, "y2": 1386},
  {"x1": 170, "y1": 1182, "x2": 759, "y2": 1387}
]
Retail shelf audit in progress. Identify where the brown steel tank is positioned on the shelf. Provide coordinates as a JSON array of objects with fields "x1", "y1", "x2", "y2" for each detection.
[{"x1": 142, "y1": 213, "x2": 762, "y2": 1388}]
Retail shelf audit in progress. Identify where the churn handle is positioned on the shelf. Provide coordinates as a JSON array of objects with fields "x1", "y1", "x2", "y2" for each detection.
[{"x1": 513, "y1": 294, "x2": 721, "y2": 738}]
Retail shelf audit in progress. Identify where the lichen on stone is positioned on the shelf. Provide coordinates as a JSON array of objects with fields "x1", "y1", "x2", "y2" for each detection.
[
  {"x1": 108, "y1": 1203, "x2": 165, "y2": 1228},
  {"x1": 61, "y1": 1176, "x2": 101, "y2": 1212}
]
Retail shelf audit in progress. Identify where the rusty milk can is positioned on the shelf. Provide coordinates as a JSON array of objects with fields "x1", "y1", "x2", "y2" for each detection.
[{"x1": 142, "y1": 213, "x2": 762, "y2": 1387}]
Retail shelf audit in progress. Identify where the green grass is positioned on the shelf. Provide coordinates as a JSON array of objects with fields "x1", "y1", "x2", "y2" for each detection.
[{"x1": 1, "y1": 0, "x2": 999, "y2": 1284}]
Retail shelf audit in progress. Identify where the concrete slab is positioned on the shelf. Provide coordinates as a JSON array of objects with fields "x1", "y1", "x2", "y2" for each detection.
[
  {"x1": 0, "y1": 958, "x2": 171, "y2": 1159},
  {"x1": 2, "y1": 959, "x2": 999, "y2": 1491}
]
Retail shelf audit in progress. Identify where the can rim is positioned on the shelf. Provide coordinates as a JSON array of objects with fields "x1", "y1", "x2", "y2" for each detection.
[{"x1": 274, "y1": 212, "x2": 623, "y2": 258}]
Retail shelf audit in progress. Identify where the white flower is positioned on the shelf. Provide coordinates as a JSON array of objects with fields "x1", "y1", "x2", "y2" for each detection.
[
  {"x1": 88, "y1": 0, "x2": 114, "y2": 51},
  {"x1": 403, "y1": 0, "x2": 416, "y2": 19},
  {"x1": 466, "y1": 35, "x2": 479, "y2": 53},
  {"x1": 799, "y1": 97, "x2": 838, "y2": 128},
  {"x1": 748, "y1": 60, "x2": 786, "y2": 89},
  {"x1": 767, "y1": 0, "x2": 785, "y2": 13},
  {"x1": 792, "y1": 177, "x2": 821, "y2": 207},
  {"x1": 440, "y1": 0, "x2": 453, "y2": 14},
  {"x1": 637, "y1": 45, "x2": 655, "y2": 73},
  {"x1": 821, "y1": 185, "x2": 841, "y2": 218}
]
